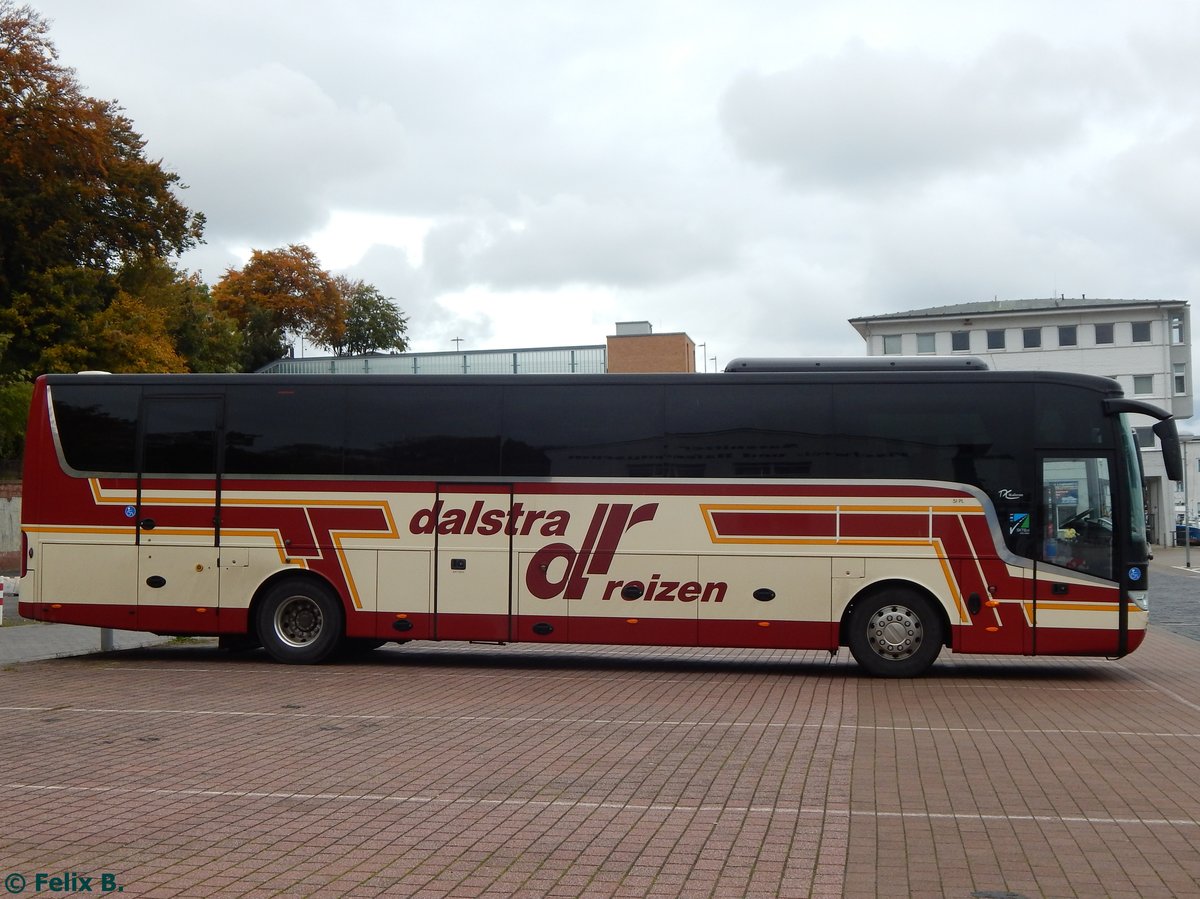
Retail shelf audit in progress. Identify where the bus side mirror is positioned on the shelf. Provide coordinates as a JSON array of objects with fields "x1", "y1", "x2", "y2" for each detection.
[{"x1": 1153, "y1": 420, "x2": 1184, "y2": 482}]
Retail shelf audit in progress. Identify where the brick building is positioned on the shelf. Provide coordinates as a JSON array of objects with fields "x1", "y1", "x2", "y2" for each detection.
[{"x1": 605, "y1": 321, "x2": 696, "y2": 373}]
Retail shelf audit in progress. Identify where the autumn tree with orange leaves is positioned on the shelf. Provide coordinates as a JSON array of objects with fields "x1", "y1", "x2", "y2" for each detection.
[
  {"x1": 213, "y1": 245, "x2": 341, "y2": 371},
  {"x1": 214, "y1": 246, "x2": 409, "y2": 370},
  {"x1": 0, "y1": 2, "x2": 207, "y2": 377}
]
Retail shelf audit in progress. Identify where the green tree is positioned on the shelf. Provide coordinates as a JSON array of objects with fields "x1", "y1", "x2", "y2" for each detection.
[
  {"x1": 331, "y1": 276, "x2": 409, "y2": 356},
  {"x1": 0, "y1": 333, "x2": 30, "y2": 473},
  {"x1": 212, "y1": 245, "x2": 341, "y2": 371},
  {"x1": 2, "y1": 260, "x2": 214, "y2": 374},
  {"x1": 6, "y1": 265, "x2": 114, "y2": 372},
  {"x1": 117, "y1": 257, "x2": 241, "y2": 372},
  {"x1": 0, "y1": 2, "x2": 205, "y2": 374}
]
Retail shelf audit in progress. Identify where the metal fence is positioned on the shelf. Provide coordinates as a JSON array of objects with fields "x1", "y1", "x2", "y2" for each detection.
[{"x1": 259, "y1": 346, "x2": 607, "y2": 375}]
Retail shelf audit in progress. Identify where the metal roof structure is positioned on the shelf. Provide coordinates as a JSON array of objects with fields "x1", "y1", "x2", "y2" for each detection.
[
  {"x1": 849, "y1": 296, "x2": 1187, "y2": 327},
  {"x1": 258, "y1": 344, "x2": 607, "y2": 375}
]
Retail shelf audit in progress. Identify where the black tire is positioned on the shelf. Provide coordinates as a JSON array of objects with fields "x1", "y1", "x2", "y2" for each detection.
[
  {"x1": 256, "y1": 579, "x2": 344, "y2": 664},
  {"x1": 847, "y1": 590, "x2": 944, "y2": 677}
]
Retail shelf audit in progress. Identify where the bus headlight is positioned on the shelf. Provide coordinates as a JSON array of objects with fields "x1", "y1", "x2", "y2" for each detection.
[{"x1": 1129, "y1": 590, "x2": 1148, "y2": 612}]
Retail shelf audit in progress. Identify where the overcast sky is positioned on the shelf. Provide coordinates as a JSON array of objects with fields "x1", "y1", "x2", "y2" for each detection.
[{"x1": 29, "y1": 0, "x2": 1200, "y2": 366}]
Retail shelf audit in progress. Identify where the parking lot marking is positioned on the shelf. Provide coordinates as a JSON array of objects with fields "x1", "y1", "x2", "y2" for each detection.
[
  {"x1": 4, "y1": 781, "x2": 1197, "y2": 829},
  {"x1": 1121, "y1": 668, "x2": 1200, "y2": 713},
  {"x1": 0, "y1": 704, "x2": 1196, "y2": 740}
]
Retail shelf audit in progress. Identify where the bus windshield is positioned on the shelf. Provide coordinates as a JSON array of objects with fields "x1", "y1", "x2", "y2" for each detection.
[{"x1": 1119, "y1": 413, "x2": 1150, "y2": 561}]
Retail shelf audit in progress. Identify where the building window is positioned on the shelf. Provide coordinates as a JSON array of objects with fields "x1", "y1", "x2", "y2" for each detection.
[
  {"x1": 1131, "y1": 321, "x2": 1151, "y2": 343},
  {"x1": 951, "y1": 330, "x2": 970, "y2": 352},
  {"x1": 1095, "y1": 323, "x2": 1114, "y2": 344},
  {"x1": 987, "y1": 329, "x2": 1005, "y2": 350},
  {"x1": 1023, "y1": 327, "x2": 1041, "y2": 349},
  {"x1": 1133, "y1": 374, "x2": 1154, "y2": 395},
  {"x1": 882, "y1": 334, "x2": 901, "y2": 355},
  {"x1": 1058, "y1": 325, "x2": 1077, "y2": 347},
  {"x1": 1175, "y1": 363, "x2": 1187, "y2": 395},
  {"x1": 1135, "y1": 427, "x2": 1155, "y2": 448},
  {"x1": 1171, "y1": 313, "x2": 1185, "y2": 345},
  {"x1": 916, "y1": 332, "x2": 935, "y2": 354}
]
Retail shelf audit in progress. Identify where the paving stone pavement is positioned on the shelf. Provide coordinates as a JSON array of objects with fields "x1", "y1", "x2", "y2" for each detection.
[
  {"x1": 0, "y1": 548, "x2": 1197, "y2": 896},
  {"x1": 1, "y1": 621, "x2": 1198, "y2": 897}
]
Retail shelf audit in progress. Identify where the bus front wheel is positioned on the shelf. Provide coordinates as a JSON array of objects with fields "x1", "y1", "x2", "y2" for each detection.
[
  {"x1": 257, "y1": 579, "x2": 344, "y2": 664},
  {"x1": 847, "y1": 590, "x2": 943, "y2": 677}
]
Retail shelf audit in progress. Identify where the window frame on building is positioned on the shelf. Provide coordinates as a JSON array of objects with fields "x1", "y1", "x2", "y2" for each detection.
[
  {"x1": 1022, "y1": 327, "x2": 1042, "y2": 349},
  {"x1": 1131, "y1": 321, "x2": 1152, "y2": 343},
  {"x1": 1095, "y1": 323, "x2": 1114, "y2": 345},
  {"x1": 882, "y1": 334, "x2": 902, "y2": 355},
  {"x1": 986, "y1": 329, "x2": 1006, "y2": 350},
  {"x1": 1058, "y1": 325, "x2": 1077, "y2": 347}
]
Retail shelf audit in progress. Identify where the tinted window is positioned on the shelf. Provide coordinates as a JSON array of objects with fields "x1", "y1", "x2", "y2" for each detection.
[
  {"x1": 665, "y1": 383, "x2": 833, "y2": 478},
  {"x1": 1058, "y1": 325, "x2": 1077, "y2": 347},
  {"x1": 345, "y1": 385, "x2": 502, "y2": 477},
  {"x1": 503, "y1": 385, "x2": 664, "y2": 477},
  {"x1": 225, "y1": 385, "x2": 346, "y2": 475},
  {"x1": 143, "y1": 396, "x2": 220, "y2": 475},
  {"x1": 951, "y1": 331, "x2": 970, "y2": 352},
  {"x1": 1131, "y1": 321, "x2": 1151, "y2": 342},
  {"x1": 1033, "y1": 384, "x2": 1112, "y2": 449},
  {"x1": 1095, "y1": 323, "x2": 1114, "y2": 344},
  {"x1": 51, "y1": 384, "x2": 140, "y2": 473},
  {"x1": 987, "y1": 329, "x2": 1005, "y2": 349},
  {"x1": 831, "y1": 382, "x2": 1031, "y2": 490}
]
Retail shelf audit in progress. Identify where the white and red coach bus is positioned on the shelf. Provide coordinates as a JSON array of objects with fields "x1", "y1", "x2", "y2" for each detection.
[{"x1": 18, "y1": 361, "x2": 1182, "y2": 676}]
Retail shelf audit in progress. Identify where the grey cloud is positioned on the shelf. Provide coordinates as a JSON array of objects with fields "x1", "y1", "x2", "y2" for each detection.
[
  {"x1": 424, "y1": 197, "x2": 737, "y2": 292},
  {"x1": 718, "y1": 36, "x2": 1122, "y2": 191},
  {"x1": 164, "y1": 63, "x2": 408, "y2": 246},
  {"x1": 1109, "y1": 123, "x2": 1200, "y2": 248}
]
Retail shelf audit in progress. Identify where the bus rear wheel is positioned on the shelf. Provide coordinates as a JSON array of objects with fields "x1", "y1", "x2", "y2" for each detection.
[
  {"x1": 847, "y1": 590, "x2": 943, "y2": 677},
  {"x1": 257, "y1": 579, "x2": 344, "y2": 664}
]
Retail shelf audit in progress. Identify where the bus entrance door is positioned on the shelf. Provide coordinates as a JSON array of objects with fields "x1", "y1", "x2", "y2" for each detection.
[
  {"x1": 135, "y1": 396, "x2": 222, "y2": 634},
  {"x1": 432, "y1": 483, "x2": 513, "y2": 642}
]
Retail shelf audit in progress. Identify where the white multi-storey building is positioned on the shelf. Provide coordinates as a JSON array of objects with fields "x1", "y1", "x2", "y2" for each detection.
[{"x1": 850, "y1": 297, "x2": 1192, "y2": 546}]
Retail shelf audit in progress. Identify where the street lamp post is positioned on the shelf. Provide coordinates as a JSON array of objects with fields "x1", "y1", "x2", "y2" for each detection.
[{"x1": 1185, "y1": 439, "x2": 1191, "y2": 569}]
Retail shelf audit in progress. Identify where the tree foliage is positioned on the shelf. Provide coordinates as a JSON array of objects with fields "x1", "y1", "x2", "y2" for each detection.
[
  {"x1": 212, "y1": 244, "x2": 341, "y2": 371},
  {"x1": 333, "y1": 276, "x2": 409, "y2": 357},
  {"x1": 0, "y1": 333, "x2": 30, "y2": 470},
  {"x1": 0, "y1": 2, "x2": 416, "y2": 464},
  {"x1": 213, "y1": 247, "x2": 408, "y2": 368},
  {"x1": 0, "y1": 1, "x2": 206, "y2": 375},
  {"x1": 117, "y1": 257, "x2": 241, "y2": 373}
]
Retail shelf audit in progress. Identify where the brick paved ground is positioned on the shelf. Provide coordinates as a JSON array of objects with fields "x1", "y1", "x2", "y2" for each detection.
[{"x1": 1, "y1": 630, "x2": 1198, "y2": 898}]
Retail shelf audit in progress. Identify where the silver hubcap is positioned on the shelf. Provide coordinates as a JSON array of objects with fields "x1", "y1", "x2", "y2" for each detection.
[
  {"x1": 274, "y1": 596, "x2": 323, "y2": 648},
  {"x1": 866, "y1": 604, "x2": 922, "y2": 660}
]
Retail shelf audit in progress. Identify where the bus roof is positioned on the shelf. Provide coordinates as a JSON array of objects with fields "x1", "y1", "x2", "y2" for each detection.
[
  {"x1": 41, "y1": 368, "x2": 1123, "y2": 393},
  {"x1": 724, "y1": 356, "x2": 989, "y2": 372}
]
